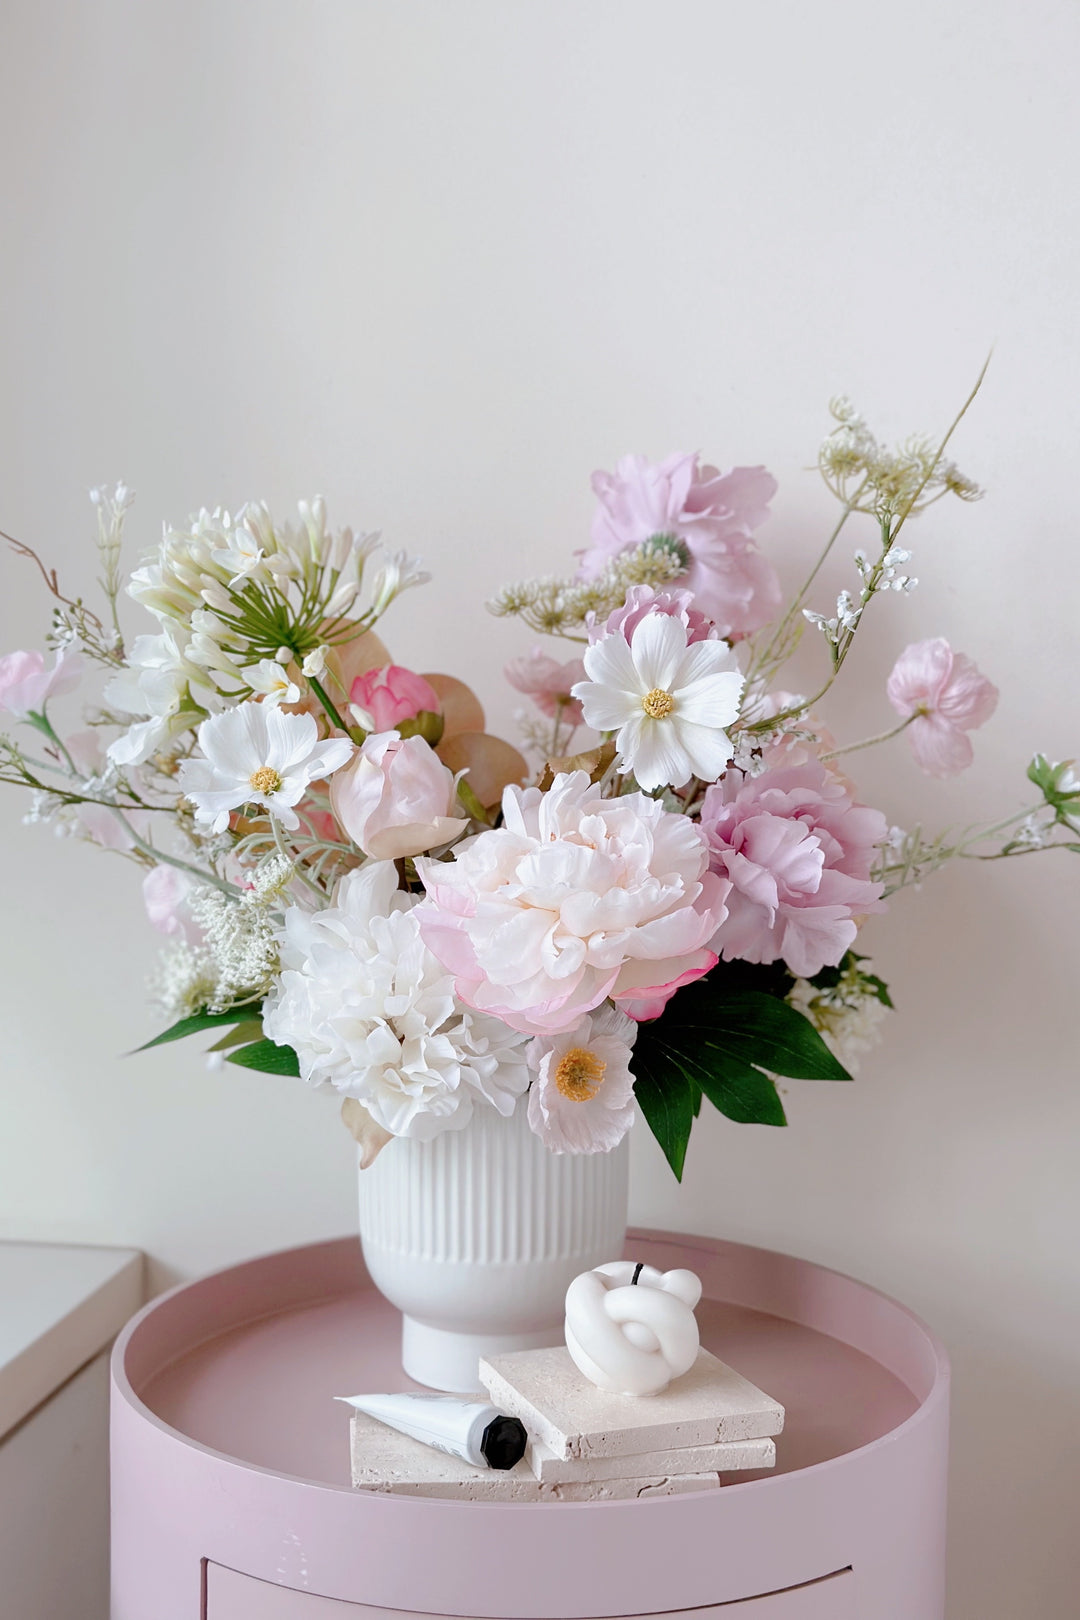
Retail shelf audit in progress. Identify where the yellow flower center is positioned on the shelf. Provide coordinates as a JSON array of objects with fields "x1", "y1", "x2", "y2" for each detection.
[
  {"x1": 249, "y1": 765, "x2": 283, "y2": 796},
  {"x1": 554, "y1": 1047, "x2": 607, "y2": 1102},
  {"x1": 641, "y1": 687, "x2": 676, "y2": 719}
]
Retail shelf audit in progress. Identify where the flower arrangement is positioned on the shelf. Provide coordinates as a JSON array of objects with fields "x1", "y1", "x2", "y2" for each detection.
[{"x1": 2, "y1": 382, "x2": 1076, "y2": 1179}]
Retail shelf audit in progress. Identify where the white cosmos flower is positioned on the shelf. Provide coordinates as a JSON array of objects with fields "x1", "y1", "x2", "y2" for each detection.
[
  {"x1": 177, "y1": 702, "x2": 353, "y2": 833},
  {"x1": 246, "y1": 659, "x2": 301, "y2": 708},
  {"x1": 571, "y1": 610, "x2": 744, "y2": 791}
]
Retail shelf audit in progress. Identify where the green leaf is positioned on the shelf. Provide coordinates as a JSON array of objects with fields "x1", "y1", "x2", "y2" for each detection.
[
  {"x1": 206, "y1": 1021, "x2": 266, "y2": 1053},
  {"x1": 225, "y1": 1039, "x2": 301, "y2": 1076},
  {"x1": 629, "y1": 968, "x2": 854, "y2": 1177},
  {"x1": 632, "y1": 1062, "x2": 697, "y2": 1182},
  {"x1": 133, "y1": 1006, "x2": 263, "y2": 1052},
  {"x1": 669, "y1": 986, "x2": 851, "y2": 1081}
]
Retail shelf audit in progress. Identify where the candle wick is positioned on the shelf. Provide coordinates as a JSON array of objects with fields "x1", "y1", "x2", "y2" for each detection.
[{"x1": 631, "y1": 1262, "x2": 644, "y2": 1286}]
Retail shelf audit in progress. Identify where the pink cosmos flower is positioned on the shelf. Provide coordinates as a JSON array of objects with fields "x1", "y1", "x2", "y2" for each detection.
[
  {"x1": 0, "y1": 646, "x2": 84, "y2": 719},
  {"x1": 587, "y1": 584, "x2": 719, "y2": 647},
  {"x1": 577, "y1": 454, "x2": 782, "y2": 639},
  {"x1": 330, "y1": 731, "x2": 468, "y2": 859},
  {"x1": 700, "y1": 761, "x2": 887, "y2": 979},
  {"x1": 348, "y1": 664, "x2": 441, "y2": 732},
  {"x1": 526, "y1": 1005, "x2": 637, "y2": 1155},
  {"x1": 504, "y1": 647, "x2": 587, "y2": 726},
  {"x1": 886, "y1": 638, "x2": 999, "y2": 778},
  {"x1": 415, "y1": 770, "x2": 730, "y2": 1036}
]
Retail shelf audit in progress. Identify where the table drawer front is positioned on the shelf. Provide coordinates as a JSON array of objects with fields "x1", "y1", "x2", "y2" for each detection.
[{"x1": 206, "y1": 1562, "x2": 854, "y2": 1619}]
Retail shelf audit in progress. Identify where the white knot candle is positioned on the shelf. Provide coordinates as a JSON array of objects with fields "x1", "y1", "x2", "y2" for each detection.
[{"x1": 564, "y1": 1260, "x2": 703, "y2": 1396}]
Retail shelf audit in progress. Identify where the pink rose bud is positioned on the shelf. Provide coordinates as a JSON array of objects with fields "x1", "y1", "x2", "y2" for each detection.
[
  {"x1": 348, "y1": 664, "x2": 441, "y2": 733},
  {"x1": 330, "y1": 732, "x2": 468, "y2": 860}
]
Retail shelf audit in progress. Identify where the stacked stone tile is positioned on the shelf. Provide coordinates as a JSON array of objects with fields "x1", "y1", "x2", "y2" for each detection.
[{"x1": 350, "y1": 1346, "x2": 783, "y2": 1502}]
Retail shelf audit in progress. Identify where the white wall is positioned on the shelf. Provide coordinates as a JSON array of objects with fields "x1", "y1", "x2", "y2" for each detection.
[{"x1": 1, "y1": 3, "x2": 1077, "y2": 1613}]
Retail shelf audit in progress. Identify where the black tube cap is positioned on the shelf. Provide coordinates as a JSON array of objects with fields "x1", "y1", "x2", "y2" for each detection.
[{"x1": 480, "y1": 1414, "x2": 528, "y2": 1470}]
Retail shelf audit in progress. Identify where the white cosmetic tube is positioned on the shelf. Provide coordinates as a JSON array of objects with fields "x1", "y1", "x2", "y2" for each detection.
[{"x1": 337, "y1": 1391, "x2": 528, "y2": 1470}]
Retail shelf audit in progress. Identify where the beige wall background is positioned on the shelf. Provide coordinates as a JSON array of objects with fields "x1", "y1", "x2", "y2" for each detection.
[{"x1": 1, "y1": 2, "x2": 1077, "y2": 1613}]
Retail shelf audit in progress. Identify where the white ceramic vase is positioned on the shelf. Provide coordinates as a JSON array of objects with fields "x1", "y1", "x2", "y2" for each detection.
[{"x1": 356, "y1": 1098, "x2": 630, "y2": 1392}]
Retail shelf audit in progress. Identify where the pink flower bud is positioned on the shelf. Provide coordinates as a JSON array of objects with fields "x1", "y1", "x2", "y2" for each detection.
[
  {"x1": 330, "y1": 732, "x2": 468, "y2": 860},
  {"x1": 348, "y1": 664, "x2": 440, "y2": 733}
]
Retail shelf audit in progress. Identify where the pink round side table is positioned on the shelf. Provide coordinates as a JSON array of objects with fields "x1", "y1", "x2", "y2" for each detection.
[{"x1": 110, "y1": 1230, "x2": 949, "y2": 1619}]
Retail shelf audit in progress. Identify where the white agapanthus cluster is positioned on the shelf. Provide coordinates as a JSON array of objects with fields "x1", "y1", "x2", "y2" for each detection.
[
  {"x1": 262, "y1": 861, "x2": 530, "y2": 1139},
  {"x1": 105, "y1": 497, "x2": 428, "y2": 768}
]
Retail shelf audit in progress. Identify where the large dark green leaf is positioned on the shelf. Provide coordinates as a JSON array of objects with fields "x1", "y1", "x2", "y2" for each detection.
[
  {"x1": 225, "y1": 1039, "x2": 301, "y2": 1077},
  {"x1": 133, "y1": 1006, "x2": 264, "y2": 1052},
  {"x1": 630, "y1": 969, "x2": 853, "y2": 1179},
  {"x1": 632, "y1": 1062, "x2": 698, "y2": 1182}
]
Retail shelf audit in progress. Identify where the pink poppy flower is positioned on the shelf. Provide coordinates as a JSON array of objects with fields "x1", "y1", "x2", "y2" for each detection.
[
  {"x1": 348, "y1": 664, "x2": 440, "y2": 732},
  {"x1": 886, "y1": 639, "x2": 998, "y2": 778},
  {"x1": 504, "y1": 648, "x2": 587, "y2": 726},
  {"x1": 700, "y1": 761, "x2": 887, "y2": 979},
  {"x1": 0, "y1": 646, "x2": 84, "y2": 719},
  {"x1": 577, "y1": 454, "x2": 782, "y2": 639}
]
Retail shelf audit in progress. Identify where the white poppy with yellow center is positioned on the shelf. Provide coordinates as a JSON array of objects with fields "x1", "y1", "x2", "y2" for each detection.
[
  {"x1": 572, "y1": 609, "x2": 743, "y2": 791},
  {"x1": 526, "y1": 1004, "x2": 638, "y2": 1155}
]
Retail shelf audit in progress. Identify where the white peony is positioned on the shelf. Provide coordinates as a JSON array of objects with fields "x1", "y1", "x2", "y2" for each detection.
[
  {"x1": 262, "y1": 861, "x2": 530, "y2": 1140},
  {"x1": 571, "y1": 609, "x2": 744, "y2": 791}
]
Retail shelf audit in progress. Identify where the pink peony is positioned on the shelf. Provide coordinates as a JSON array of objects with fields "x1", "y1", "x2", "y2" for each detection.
[
  {"x1": 886, "y1": 638, "x2": 998, "y2": 778},
  {"x1": 587, "y1": 584, "x2": 719, "y2": 647},
  {"x1": 526, "y1": 1005, "x2": 637, "y2": 1154},
  {"x1": 330, "y1": 731, "x2": 468, "y2": 859},
  {"x1": 415, "y1": 770, "x2": 730, "y2": 1036},
  {"x1": 578, "y1": 454, "x2": 782, "y2": 639},
  {"x1": 504, "y1": 647, "x2": 587, "y2": 726},
  {"x1": 0, "y1": 645, "x2": 84, "y2": 719},
  {"x1": 348, "y1": 664, "x2": 440, "y2": 732},
  {"x1": 700, "y1": 761, "x2": 887, "y2": 979}
]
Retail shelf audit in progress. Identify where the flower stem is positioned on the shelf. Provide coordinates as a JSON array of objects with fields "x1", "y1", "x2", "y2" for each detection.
[
  {"x1": 307, "y1": 675, "x2": 363, "y2": 742},
  {"x1": 821, "y1": 716, "x2": 915, "y2": 761}
]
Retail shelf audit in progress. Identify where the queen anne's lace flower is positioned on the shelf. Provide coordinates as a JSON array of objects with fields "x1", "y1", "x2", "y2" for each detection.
[
  {"x1": 178, "y1": 702, "x2": 353, "y2": 833},
  {"x1": 415, "y1": 770, "x2": 730, "y2": 1035},
  {"x1": 262, "y1": 861, "x2": 530, "y2": 1139},
  {"x1": 572, "y1": 609, "x2": 743, "y2": 791}
]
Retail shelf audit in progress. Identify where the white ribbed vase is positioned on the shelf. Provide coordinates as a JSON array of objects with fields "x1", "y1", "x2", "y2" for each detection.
[{"x1": 357, "y1": 1099, "x2": 630, "y2": 1391}]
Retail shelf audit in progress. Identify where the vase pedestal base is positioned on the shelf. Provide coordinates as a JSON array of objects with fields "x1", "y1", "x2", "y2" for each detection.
[{"x1": 401, "y1": 1315, "x2": 561, "y2": 1393}]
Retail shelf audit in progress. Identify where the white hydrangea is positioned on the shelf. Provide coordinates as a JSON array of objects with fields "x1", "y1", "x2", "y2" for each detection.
[{"x1": 262, "y1": 861, "x2": 530, "y2": 1140}]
